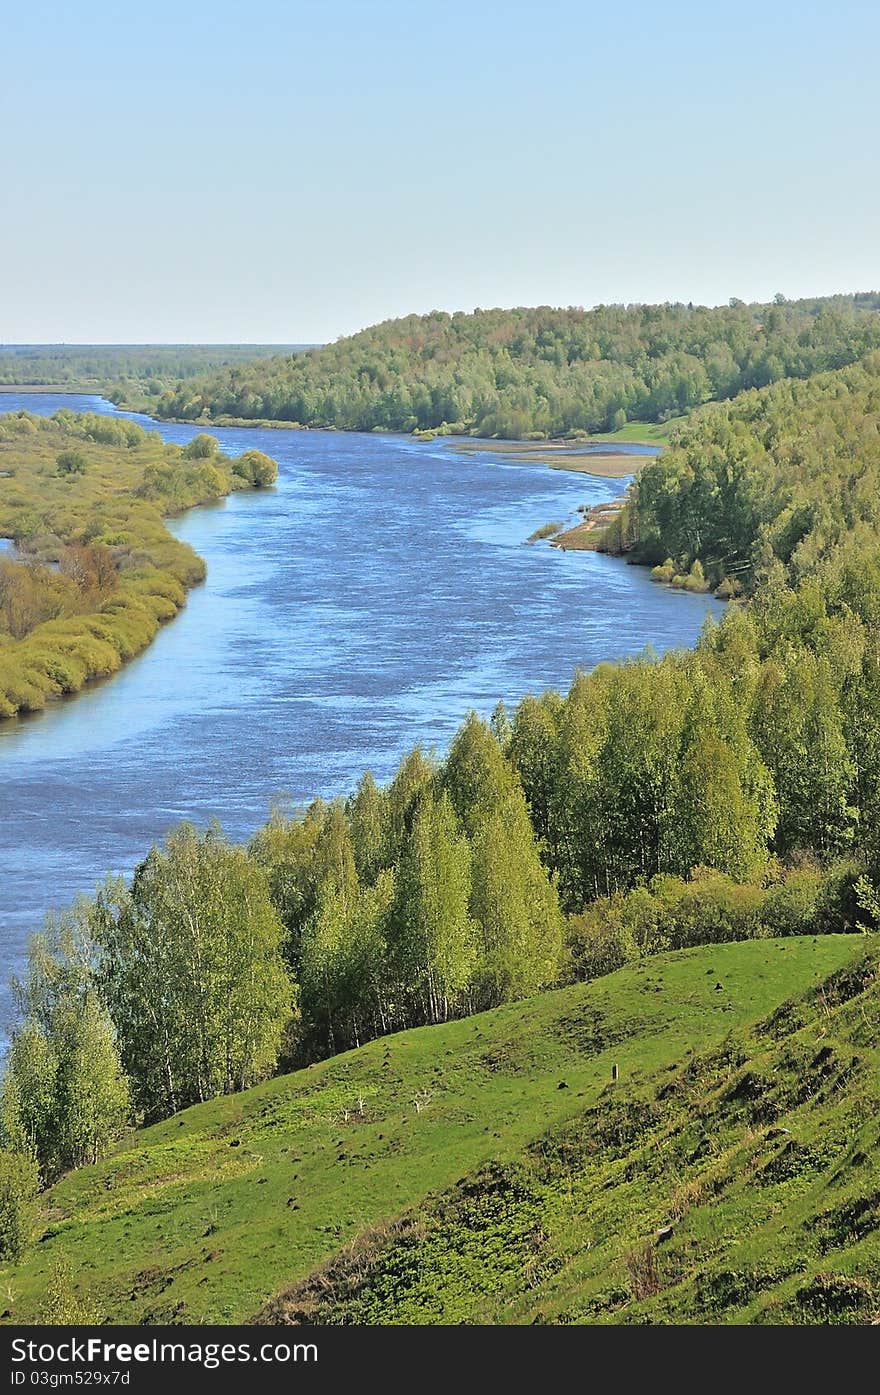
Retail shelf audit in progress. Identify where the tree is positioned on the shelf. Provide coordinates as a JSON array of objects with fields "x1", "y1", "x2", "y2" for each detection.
[
  {"x1": 180, "y1": 433, "x2": 219, "y2": 460},
  {"x1": 385, "y1": 746, "x2": 435, "y2": 862},
  {"x1": 0, "y1": 914, "x2": 130, "y2": 1180},
  {"x1": 390, "y1": 791, "x2": 475, "y2": 1023},
  {"x1": 347, "y1": 770, "x2": 389, "y2": 884},
  {"x1": 90, "y1": 824, "x2": 292, "y2": 1121},
  {"x1": 59, "y1": 543, "x2": 117, "y2": 597},
  {"x1": 249, "y1": 799, "x2": 328, "y2": 966},
  {"x1": 0, "y1": 1149, "x2": 40, "y2": 1262},
  {"x1": 753, "y1": 649, "x2": 855, "y2": 857},
  {"x1": 666, "y1": 682, "x2": 777, "y2": 879},
  {"x1": 469, "y1": 792, "x2": 564, "y2": 1007},
  {"x1": 299, "y1": 870, "x2": 395, "y2": 1055},
  {"x1": 441, "y1": 712, "x2": 519, "y2": 837},
  {"x1": 508, "y1": 691, "x2": 565, "y2": 863}
]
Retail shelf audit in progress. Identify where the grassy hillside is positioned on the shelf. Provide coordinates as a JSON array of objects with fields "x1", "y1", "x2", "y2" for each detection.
[
  {"x1": 261, "y1": 942, "x2": 880, "y2": 1326},
  {"x1": 2, "y1": 935, "x2": 870, "y2": 1325}
]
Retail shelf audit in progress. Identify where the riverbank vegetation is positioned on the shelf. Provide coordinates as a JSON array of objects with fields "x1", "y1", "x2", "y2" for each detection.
[
  {"x1": 150, "y1": 294, "x2": 880, "y2": 437},
  {"x1": 597, "y1": 352, "x2": 880, "y2": 597},
  {"x1": 0, "y1": 411, "x2": 277, "y2": 718}
]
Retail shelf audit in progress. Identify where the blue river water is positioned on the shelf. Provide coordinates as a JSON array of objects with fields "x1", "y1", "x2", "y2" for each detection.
[{"x1": 0, "y1": 393, "x2": 723, "y2": 1031}]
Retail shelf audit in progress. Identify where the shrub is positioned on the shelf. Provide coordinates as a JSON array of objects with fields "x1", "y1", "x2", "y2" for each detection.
[
  {"x1": 56, "y1": 450, "x2": 87, "y2": 476},
  {"x1": 232, "y1": 449, "x2": 278, "y2": 487},
  {"x1": 180, "y1": 433, "x2": 219, "y2": 460},
  {"x1": 527, "y1": 521, "x2": 563, "y2": 544},
  {"x1": 715, "y1": 575, "x2": 743, "y2": 600},
  {"x1": 677, "y1": 559, "x2": 711, "y2": 593},
  {"x1": 650, "y1": 558, "x2": 676, "y2": 584}
]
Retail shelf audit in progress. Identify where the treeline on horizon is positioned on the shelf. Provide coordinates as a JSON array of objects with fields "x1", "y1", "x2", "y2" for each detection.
[
  {"x1": 0, "y1": 344, "x2": 312, "y2": 390},
  {"x1": 150, "y1": 293, "x2": 880, "y2": 437},
  {"x1": 0, "y1": 412, "x2": 277, "y2": 718}
]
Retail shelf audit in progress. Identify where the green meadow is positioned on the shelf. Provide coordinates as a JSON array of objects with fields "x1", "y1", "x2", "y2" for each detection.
[{"x1": 3, "y1": 934, "x2": 871, "y2": 1325}]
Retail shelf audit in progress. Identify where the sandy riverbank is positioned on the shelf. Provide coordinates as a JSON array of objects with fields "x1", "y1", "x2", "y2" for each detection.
[{"x1": 444, "y1": 437, "x2": 655, "y2": 479}]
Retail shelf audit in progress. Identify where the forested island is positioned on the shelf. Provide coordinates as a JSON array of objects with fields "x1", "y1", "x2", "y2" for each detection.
[
  {"x1": 0, "y1": 412, "x2": 277, "y2": 717},
  {"x1": 2, "y1": 322, "x2": 880, "y2": 1323},
  {"x1": 145, "y1": 294, "x2": 880, "y2": 437}
]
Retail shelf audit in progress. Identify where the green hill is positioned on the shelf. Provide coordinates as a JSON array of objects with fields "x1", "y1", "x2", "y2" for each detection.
[
  {"x1": 150, "y1": 295, "x2": 880, "y2": 438},
  {"x1": 4, "y1": 934, "x2": 875, "y2": 1325}
]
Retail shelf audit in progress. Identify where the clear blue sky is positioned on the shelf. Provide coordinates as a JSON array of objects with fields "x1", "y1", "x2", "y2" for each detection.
[{"x1": 2, "y1": 0, "x2": 877, "y2": 343}]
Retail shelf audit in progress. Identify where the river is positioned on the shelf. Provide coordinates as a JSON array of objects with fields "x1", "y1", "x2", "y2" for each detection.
[{"x1": 0, "y1": 393, "x2": 723, "y2": 1033}]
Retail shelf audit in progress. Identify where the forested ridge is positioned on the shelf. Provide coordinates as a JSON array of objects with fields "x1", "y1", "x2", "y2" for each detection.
[
  {"x1": 599, "y1": 352, "x2": 880, "y2": 597},
  {"x1": 0, "y1": 412, "x2": 277, "y2": 718},
  {"x1": 4, "y1": 342, "x2": 880, "y2": 1298},
  {"x1": 152, "y1": 293, "x2": 880, "y2": 437}
]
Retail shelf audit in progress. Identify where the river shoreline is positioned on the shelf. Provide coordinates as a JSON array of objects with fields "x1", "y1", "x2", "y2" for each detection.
[
  {"x1": 107, "y1": 402, "x2": 666, "y2": 477},
  {"x1": 0, "y1": 394, "x2": 663, "y2": 730},
  {"x1": 0, "y1": 382, "x2": 109, "y2": 394},
  {"x1": 0, "y1": 393, "x2": 724, "y2": 1042}
]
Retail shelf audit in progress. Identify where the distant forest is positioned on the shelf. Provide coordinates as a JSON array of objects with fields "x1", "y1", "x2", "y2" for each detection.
[
  {"x1": 0, "y1": 344, "x2": 313, "y2": 393},
  {"x1": 151, "y1": 294, "x2": 880, "y2": 437}
]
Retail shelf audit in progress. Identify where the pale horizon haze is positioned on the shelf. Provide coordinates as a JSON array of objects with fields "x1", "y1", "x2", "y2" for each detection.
[{"x1": 2, "y1": 0, "x2": 878, "y2": 344}]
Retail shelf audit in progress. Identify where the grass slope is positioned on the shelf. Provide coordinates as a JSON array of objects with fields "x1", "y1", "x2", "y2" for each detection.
[
  {"x1": 2, "y1": 936, "x2": 866, "y2": 1325},
  {"x1": 586, "y1": 417, "x2": 686, "y2": 445},
  {"x1": 260, "y1": 946, "x2": 880, "y2": 1325}
]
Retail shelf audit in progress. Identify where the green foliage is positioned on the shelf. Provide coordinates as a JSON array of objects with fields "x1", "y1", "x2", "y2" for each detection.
[
  {"x1": 0, "y1": 343, "x2": 309, "y2": 394},
  {"x1": 441, "y1": 714, "x2": 563, "y2": 1006},
  {"x1": 0, "y1": 937, "x2": 864, "y2": 1323},
  {"x1": 391, "y1": 791, "x2": 476, "y2": 1025},
  {"x1": 90, "y1": 825, "x2": 292, "y2": 1122},
  {"x1": 0, "y1": 915, "x2": 130, "y2": 1180},
  {"x1": 299, "y1": 871, "x2": 395, "y2": 1055},
  {"x1": 565, "y1": 861, "x2": 857, "y2": 982},
  {"x1": 154, "y1": 296, "x2": 880, "y2": 437},
  {"x1": 526, "y1": 521, "x2": 563, "y2": 543},
  {"x1": 232, "y1": 449, "x2": 278, "y2": 487},
  {"x1": 607, "y1": 351, "x2": 880, "y2": 594},
  {"x1": 180, "y1": 432, "x2": 220, "y2": 460},
  {"x1": 56, "y1": 448, "x2": 86, "y2": 476},
  {"x1": 0, "y1": 411, "x2": 277, "y2": 717},
  {"x1": 651, "y1": 557, "x2": 676, "y2": 584},
  {"x1": 508, "y1": 654, "x2": 775, "y2": 907},
  {"x1": 251, "y1": 726, "x2": 565, "y2": 1061},
  {"x1": 0, "y1": 1149, "x2": 40, "y2": 1263},
  {"x1": 468, "y1": 796, "x2": 564, "y2": 1008}
]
